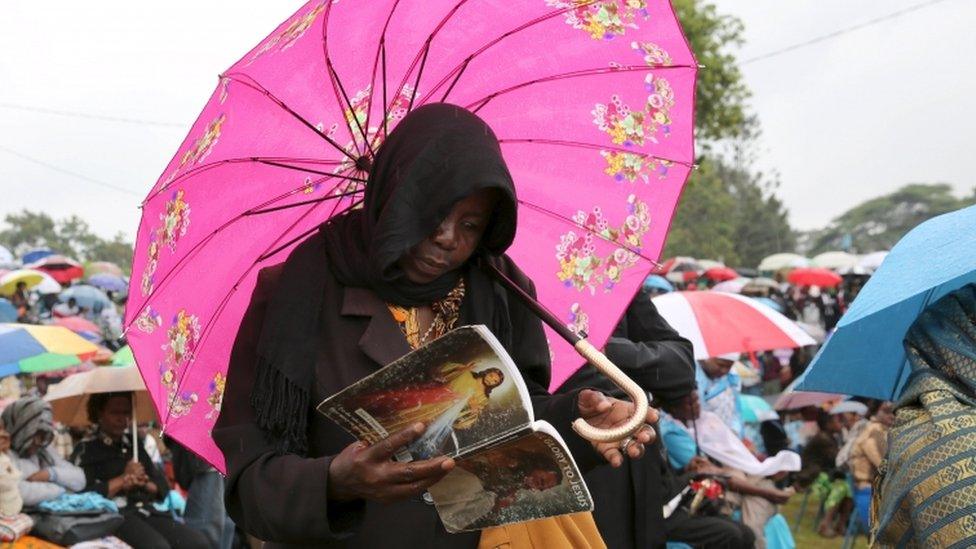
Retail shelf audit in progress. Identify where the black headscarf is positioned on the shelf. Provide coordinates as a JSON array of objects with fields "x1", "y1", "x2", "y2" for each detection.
[{"x1": 251, "y1": 104, "x2": 520, "y2": 454}]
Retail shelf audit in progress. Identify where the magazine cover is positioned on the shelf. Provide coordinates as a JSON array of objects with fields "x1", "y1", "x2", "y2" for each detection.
[
  {"x1": 317, "y1": 325, "x2": 533, "y2": 460},
  {"x1": 427, "y1": 422, "x2": 594, "y2": 533}
]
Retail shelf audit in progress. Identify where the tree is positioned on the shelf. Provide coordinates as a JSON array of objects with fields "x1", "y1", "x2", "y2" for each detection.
[
  {"x1": 0, "y1": 210, "x2": 134, "y2": 272},
  {"x1": 662, "y1": 158, "x2": 739, "y2": 263},
  {"x1": 673, "y1": 0, "x2": 754, "y2": 143},
  {"x1": 805, "y1": 183, "x2": 975, "y2": 254},
  {"x1": 724, "y1": 164, "x2": 796, "y2": 268}
]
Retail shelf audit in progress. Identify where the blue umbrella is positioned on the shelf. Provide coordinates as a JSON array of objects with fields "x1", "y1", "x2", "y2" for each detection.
[
  {"x1": 0, "y1": 298, "x2": 16, "y2": 322},
  {"x1": 642, "y1": 275, "x2": 674, "y2": 293},
  {"x1": 87, "y1": 274, "x2": 127, "y2": 293},
  {"x1": 59, "y1": 285, "x2": 113, "y2": 310},
  {"x1": 22, "y1": 248, "x2": 55, "y2": 265},
  {"x1": 798, "y1": 205, "x2": 976, "y2": 400}
]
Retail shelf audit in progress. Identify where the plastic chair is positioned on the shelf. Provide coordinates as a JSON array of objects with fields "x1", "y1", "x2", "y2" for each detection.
[{"x1": 791, "y1": 487, "x2": 826, "y2": 533}]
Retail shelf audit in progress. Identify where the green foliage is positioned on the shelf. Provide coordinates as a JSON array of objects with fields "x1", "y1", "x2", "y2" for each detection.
[
  {"x1": 672, "y1": 0, "x2": 754, "y2": 142},
  {"x1": 806, "y1": 183, "x2": 976, "y2": 254},
  {"x1": 663, "y1": 158, "x2": 795, "y2": 266},
  {"x1": 0, "y1": 210, "x2": 133, "y2": 272}
]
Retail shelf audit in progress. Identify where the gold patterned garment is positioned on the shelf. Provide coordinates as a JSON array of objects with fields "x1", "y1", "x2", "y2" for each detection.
[
  {"x1": 873, "y1": 284, "x2": 976, "y2": 548},
  {"x1": 388, "y1": 280, "x2": 465, "y2": 350}
]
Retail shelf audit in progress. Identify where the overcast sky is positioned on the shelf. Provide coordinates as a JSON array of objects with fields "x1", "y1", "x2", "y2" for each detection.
[{"x1": 1, "y1": 0, "x2": 972, "y2": 242}]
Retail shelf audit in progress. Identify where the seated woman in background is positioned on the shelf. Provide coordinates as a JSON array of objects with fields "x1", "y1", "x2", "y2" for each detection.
[
  {"x1": 71, "y1": 392, "x2": 207, "y2": 549},
  {"x1": 1, "y1": 397, "x2": 86, "y2": 507}
]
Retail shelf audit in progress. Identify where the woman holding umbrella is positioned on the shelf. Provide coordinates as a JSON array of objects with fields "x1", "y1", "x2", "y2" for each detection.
[
  {"x1": 214, "y1": 104, "x2": 657, "y2": 547},
  {"x1": 71, "y1": 392, "x2": 208, "y2": 549}
]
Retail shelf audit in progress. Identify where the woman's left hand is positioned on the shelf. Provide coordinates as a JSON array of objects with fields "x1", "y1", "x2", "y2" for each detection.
[{"x1": 576, "y1": 389, "x2": 658, "y2": 467}]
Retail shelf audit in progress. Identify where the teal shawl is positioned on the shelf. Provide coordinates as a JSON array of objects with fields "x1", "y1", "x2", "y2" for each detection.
[{"x1": 873, "y1": 284, "x2": 976, "y2": 548}]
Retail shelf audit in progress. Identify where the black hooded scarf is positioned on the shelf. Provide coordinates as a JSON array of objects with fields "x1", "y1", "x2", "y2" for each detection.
[{"x1": 251, "y1": 104, "x2": 523, "y2": 455}]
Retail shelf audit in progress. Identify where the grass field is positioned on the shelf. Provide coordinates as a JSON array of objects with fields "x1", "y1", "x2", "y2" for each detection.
[{"x1": 780, "y1": 493, "x2": 869, "y2": 549}]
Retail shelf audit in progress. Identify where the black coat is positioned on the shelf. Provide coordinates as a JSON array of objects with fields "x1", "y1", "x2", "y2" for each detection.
[
  {"x1": 213, "y1": 256, "x2": 597, "y2": 548},
  {"x1": 558, "y1": 294, "x2": 695, "y2": 549}
]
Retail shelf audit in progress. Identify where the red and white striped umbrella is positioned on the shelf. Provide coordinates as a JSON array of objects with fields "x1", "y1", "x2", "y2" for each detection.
[{"x1": 651, "y1": 291, "x2": 816, "y2": 360}]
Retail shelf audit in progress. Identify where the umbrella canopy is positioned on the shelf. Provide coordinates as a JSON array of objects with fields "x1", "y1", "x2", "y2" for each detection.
[
  {"x1": 811, "y1": 251, "x2": 859, "y2": 271},
  {"x1": 0, "y1": 269, "x2": 45, "y2": 296},
  {"x1": 651, "y1": 291, "x2": 816, "y2": 360},
  {"x1": 53, "y1": 316, "x2": 103, "y2": 342},
  {"x1": 696, "y1": 259, "x2": 725, "y2": 271},
  {"x1": 0, "y1": 299, "x2": 16, "y2": 322},
  {"x1": 21, "y1": 248, "x2": 54, "y2": 265},
  {"x1": 758, "y1": 253, "x2": 809, "y2": 272},
  {"x1": 28, "y1": 255, "x2": 84, "y2": 285},
  {"x1": 775, "y1": 378, "x2": 844, "y2": 411},
  {"x1": 738, "y1": 393, "x2": 778, "y2": 423},
  {"x1": 86, "y1": 262, "x2": 124, "y2": 277},
  {"x1": 0, "y1": 323, "x2": 99, "y2": 377},
  {"x1": 112, "y1": 345, "x2": 135, "y2": 366},
  {"x1": 857, "y1": 251, "x2": 888, "y2": 272},
  {"x1": 87, "y1": 273, "x2": 128, "y2": 293},
  {"x1": 751, "y1": 296, "x2": 784, "y2": 313},
  {"x1": 44, "y1": 364, "x2": 155, "y2": 427},
  {"x1": 787, "y1": 267, "x2": 842, "y2": 288},
  {"x1": 798, "y1": 205, "x2": 976, "y2": 400},
  {"x1": 125, "y1": 0, "x2": 697, "y2": 470},
  {"x1": 711, "y1": 277, "x2": 750, "y2": 294},
  {"x1": 0, "y1": 245, "x2": 12, "y2": 266},
  {"x1": 642, "y1": 274, "x2": 673, "y2": 293},
  {"x1": 703, "y1": 266, "x2": 738, "y2": 282},
  {"x1": 59, "y1": 285, "x2": 113, "y2": 311},
  {"x1": 655, "y1": 256, "x2": 701, "y2": 275},
  {"x1": 740, "y1": 277, "x2": 780, "y2": 296}
]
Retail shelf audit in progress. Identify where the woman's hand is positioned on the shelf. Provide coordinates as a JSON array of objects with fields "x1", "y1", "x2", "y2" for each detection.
[
  {"x1": 27, "y1": 469, "x2": 51, "y2": 482},
  {"x1": 327, "y1": 423, "x2": 455, "y2": 504},
  {"x1": 577, "y1": 389, "x2": 658, "y2": 467}
]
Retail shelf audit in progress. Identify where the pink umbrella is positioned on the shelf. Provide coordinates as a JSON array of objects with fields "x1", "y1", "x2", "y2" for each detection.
[
  {"x1": 53, "y1": 317, "x2": 102, "y2": 342},
  {"x1": 126, "y1": 0, "x2": 696, "y2": 470},
  {"x1": 651, "y1": 291, "x2": 816, "y2": 360}
]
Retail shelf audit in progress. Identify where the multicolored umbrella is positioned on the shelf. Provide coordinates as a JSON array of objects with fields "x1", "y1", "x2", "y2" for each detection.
[
  {"x1": 112, "y1": 345, "x2": 135, "y2": 366},
  {"x1": 787, "y1": 267, "x2": 842, "y2": 288},
  {"x1": 0, "y1": 299, "x2": 17, "y2": 322},
  {"x1": 125, "y1": 0, "x2": 697, "y2": 469},
  {"x1": 28, "y1": 255, "x2": 84, "y2": 285},
  {"x1": 0, "y1": 269, "x2": 46, "y2": 296},
  {"x1": 651, "y1": 291, "x2": 816, "y2": 360},
  {"x1": 0, "y1": 323, "x2": 99, "y2": 377}
]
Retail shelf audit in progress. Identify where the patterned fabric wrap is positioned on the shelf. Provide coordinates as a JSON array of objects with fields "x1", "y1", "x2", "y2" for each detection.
[
  {"x1": 0, "y1": 514, "x2": 33, "y2": 542},
  {"x1": 0, "y1": 397, "x2": 55, "y2": 467},
  {"x1": 873, "y1": 284, "x2": 976, "y2": 548}
]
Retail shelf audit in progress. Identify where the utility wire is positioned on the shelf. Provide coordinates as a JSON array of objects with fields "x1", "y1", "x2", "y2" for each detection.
[
  {"x1": 0, "y1": 102, "x2": 184, "y2": 128},
  {"x1": 742, "y1": 0, "x2": 954, "y2": 65},
  {"x1": 0, "y1": 144, "x2": 143, "y2": 197}
]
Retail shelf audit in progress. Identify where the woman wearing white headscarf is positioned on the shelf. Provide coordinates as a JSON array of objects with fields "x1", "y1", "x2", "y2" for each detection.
[{"x1": 1, "y1": 397, "x2": 85, "y2": 506}]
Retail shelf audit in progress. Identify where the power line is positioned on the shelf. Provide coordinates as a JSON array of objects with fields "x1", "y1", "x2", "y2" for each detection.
[
  {"x1": 0, "y1": 102, "x2": 184, "y2": 128},
  {"x1": 742, "y1": 0, "x2": 955, "y2": 65},
  {"x1": 0, "y1": 144, "x2": 143, "y2": 197}
]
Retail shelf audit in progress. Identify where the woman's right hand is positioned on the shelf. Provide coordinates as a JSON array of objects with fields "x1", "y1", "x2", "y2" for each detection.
[{"x1": 327, "y1": 423, "x2": 455, "y2": 504}]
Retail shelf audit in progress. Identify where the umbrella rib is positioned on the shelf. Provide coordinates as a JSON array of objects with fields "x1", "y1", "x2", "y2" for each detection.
[
  {"x1": 419, "y1": 1, "x2": 605, "y2": 103},
  {"x1": 162, "y1": 192, "x2": 358, "y2": 422},
  {"x1": 325, "y1": 57, "x2": 376, "y2": 160},
  {"x1": 244, "y1": 189, "x2": 364, "y2": 216},
  {"x1": 127, "y1": 173, "x2": 356, "y2": 326},
  {"x1": 465, "y1": 64, "x2": 695, "y2": 114},
  {"x1": 364, "y1": 0, "x2": 403, "y2": 141},
  {"x1": 254, "y1": 159, "x2": 366, "y2": 181},
  {"x1": 499, "y1": 138, "x2": 691, "y2": 167},
  {"x1": 517, "y1": 200, "x2": 660, "y2": 267},
  {"x1": 222, "y1": 73, "x2": 360, "y2": 164},
  {"x1": 146, "y1": 157, "x2": 353, "y2": 205}
]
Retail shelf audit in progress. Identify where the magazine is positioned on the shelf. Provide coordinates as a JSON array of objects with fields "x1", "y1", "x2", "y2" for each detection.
[{"x1": 317, "y1": 324, "x2": 593, "y2": 532}]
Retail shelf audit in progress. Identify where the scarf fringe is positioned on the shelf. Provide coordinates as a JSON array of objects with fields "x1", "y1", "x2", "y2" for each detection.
[{"x1": 251, "y1": 358, "x2": 309, "y2": 456}]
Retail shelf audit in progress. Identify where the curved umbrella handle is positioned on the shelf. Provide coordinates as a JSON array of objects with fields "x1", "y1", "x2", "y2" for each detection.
[{"x1": 571, "y1": 339, "x2": 650, "y2": 442}]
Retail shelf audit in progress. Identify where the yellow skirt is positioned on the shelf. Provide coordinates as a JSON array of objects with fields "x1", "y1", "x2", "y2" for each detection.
[{"x1": 478, "y1": 513, "x2": 606, "y2": 549}]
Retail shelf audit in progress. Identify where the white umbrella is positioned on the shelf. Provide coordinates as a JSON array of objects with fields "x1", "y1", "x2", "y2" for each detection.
[
  {"x1": 45, "y1": 365, "x2": 154, "y2": 461},
  {"x1": 711, "y1": 277, "x2": 751, "y2": 294},
  {"x1": 811, "y1": 251, "x2": 859, "y2": 271},
  {"x1": 757, "y1": 253, "x2": 809, "y2": 272},
  {"x1": 0, "y1": 245, "x2": 12, "y2": 265},
  {"x1": 858, "y1": 251, "x2": 889, "y2": 272}
]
